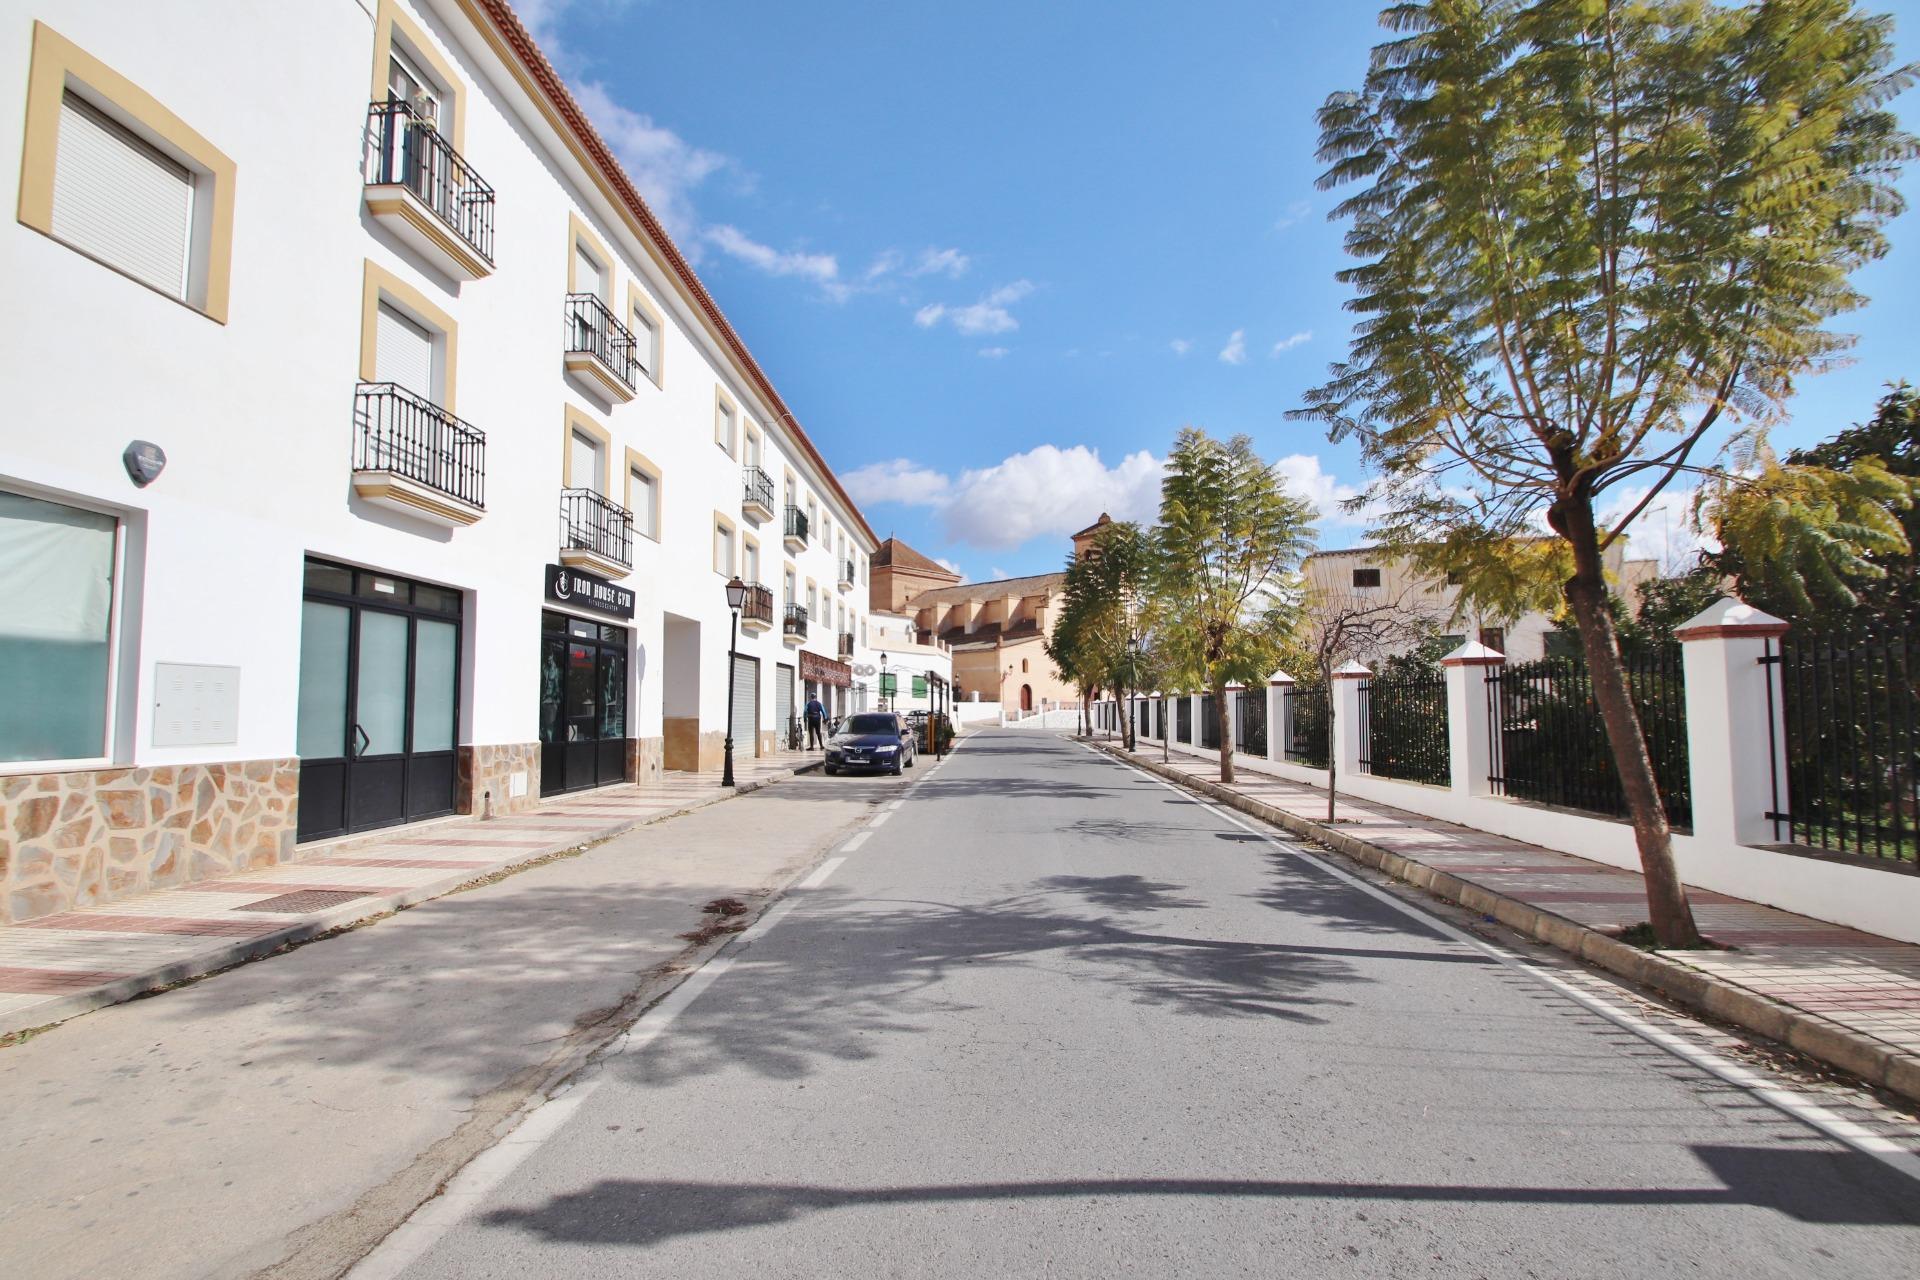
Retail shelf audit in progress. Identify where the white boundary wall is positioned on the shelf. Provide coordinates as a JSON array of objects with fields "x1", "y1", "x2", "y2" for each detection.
[{"x1": 1100, "y1": 602, "x2": 1920, "y2": 947}]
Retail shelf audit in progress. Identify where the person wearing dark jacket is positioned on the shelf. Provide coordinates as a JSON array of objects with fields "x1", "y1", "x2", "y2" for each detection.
[{"x1": 804, "y1": 695, "x2": 827, "y2": 749}]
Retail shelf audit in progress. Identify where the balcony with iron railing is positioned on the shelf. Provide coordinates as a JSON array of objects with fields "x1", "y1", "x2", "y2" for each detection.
[
  {"x1": 558, "y1": 487, "x2": 633, "y2": 579},
  {"x1": 783, "y1": 604, "x2": 808, "y2": 644},
  {"x1": 783, "y1": 504, "x2": 808, "y2": 552},
  {"x1": 351, "y1": 382, "x2": 486, "y2": 527},
  {"x1": 838, "y1": 558, "x2": 856, "y2": 591},
  {"x1": 362, "y1": 100, "x2": 494, "y2": 280},
  {"x1": 740, "y1": 583, "x2": 775, "y2": 633},
  {"x1": 563, "y1": 294, "x2": 638, "y2": 401},
  {"x1": 838, "y1": 632, "x2": 855, "y2": 659},
  {"x1": 742, "y1": 466, "x2": 775, "y2": 523}
]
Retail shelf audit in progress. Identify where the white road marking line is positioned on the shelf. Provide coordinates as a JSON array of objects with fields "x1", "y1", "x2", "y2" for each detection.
[
  {"x1": 349, "y1": 888, "x2": 811, "y2": 1277},
  {"x1": 841, "y1": 830, "x2": 872, "y2": 852},
  {"x1": 800, "y1": 857, "x2": 846, "y2": 888},
  {"x1": 866, "y1": 810, "x2": 892, "y2": 830},
  {"x1": 1095, "y1": 749, "x2": 1920, "y2": 1186}
]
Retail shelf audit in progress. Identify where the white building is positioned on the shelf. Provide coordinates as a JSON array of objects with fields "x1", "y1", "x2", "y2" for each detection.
[
  {"x1": 863, "y1": 611, "x2": 954, "y2": 716},
  {"x1": 0, "y1": 0, "x2": 877, "y2": 923}
]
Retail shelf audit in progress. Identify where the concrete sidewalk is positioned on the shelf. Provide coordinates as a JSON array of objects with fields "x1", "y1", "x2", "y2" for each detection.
[
  {"x1": 0, "y1": 749, "x2": 822, "y2": 1038},
  {"x1": 1097, "y1": 737, "x2": 1920, "y2": 1106}
]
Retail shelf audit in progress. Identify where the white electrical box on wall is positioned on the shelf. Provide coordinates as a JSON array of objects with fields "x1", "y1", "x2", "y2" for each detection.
[{"x1": 152, "y1": 663, "x2": 241, "y2": 748}]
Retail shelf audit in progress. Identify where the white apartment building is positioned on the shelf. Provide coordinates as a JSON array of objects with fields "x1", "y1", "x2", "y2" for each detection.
[
  {"x1": 864, "y1": 612, "x2": 954, "y2": 715},
  {"x1": 0, "y1": 0, "x2": 876, "y2": 923}
]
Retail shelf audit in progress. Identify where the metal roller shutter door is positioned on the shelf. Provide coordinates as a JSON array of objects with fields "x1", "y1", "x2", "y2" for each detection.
[
  {"x1": 729, "y1": 654, "x2": 759, "y2": 757},
  {"x1": 774, "y1": 663, "x2": 794, "y2": 748},
  {"x1": 376, "y1": 302, "x2": 436, "y2": 400}
]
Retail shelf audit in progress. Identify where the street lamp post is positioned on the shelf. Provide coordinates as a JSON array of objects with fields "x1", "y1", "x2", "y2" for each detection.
[
  {"x1": 722, "y1": 575, "x2": 747, "y2": 788},
  {"x1": 879, "y1": 651, "x2": 890, "y2": 711}
]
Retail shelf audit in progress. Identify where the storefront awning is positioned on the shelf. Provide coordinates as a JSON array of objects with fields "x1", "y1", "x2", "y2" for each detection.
[{"x1": 800, "y1": 650, "x2": 852, "y2": 688}]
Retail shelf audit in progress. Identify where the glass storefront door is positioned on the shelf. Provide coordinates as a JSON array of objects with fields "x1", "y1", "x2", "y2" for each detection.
[
  {"x1": 296, "y1": 559, "x2": 462, "y2": 841},
  {"x1": 539, "y1": 611, "x2": 629, "y2": 796}
]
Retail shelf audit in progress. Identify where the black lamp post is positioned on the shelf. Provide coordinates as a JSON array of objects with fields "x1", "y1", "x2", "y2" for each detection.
[
  {"x1": 722, "y1": 575, "x2": 747, "y2": 787},
  {"x1": 1126, "y1": 634, "x2": 1142, "y2": 751},
  {"x1": 879, "y1": 651, "x2": 890, "y2": 711}
]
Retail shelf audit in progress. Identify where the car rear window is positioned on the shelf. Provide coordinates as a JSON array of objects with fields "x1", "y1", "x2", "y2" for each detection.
[{"x1": 844, "y1": 714, "x2": 898, "y2": 735}]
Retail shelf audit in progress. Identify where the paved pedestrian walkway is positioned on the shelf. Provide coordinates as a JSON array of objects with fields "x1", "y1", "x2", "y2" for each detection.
[
  {"x1": 0, "y1": 749, "x2": 821, "y2": 1036},
  {"x1": 1111, "y1": 739, "x2": 1920, "y2": 1075}
]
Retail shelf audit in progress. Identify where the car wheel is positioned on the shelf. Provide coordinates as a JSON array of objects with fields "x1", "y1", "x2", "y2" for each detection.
[
  {"x1": 889, "y1": 760, "x2": 903, "y2": 776},
  {"x1": 906, "y1": 754, "x2": 915, "y2": 768},
  {"x1": 823, "y1": 765, "x2": 837, "y2": 776}
]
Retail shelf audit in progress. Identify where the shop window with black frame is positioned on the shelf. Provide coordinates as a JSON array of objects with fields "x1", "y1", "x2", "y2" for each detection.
[
  {"x1": 539, "y1": 611, "x2": 629, "y2": 796},
  {"x1": 296, "y1": 558, "x2": 463, "y2": 841},
  {"x1": 0, "y1": 489, "x2": 118, "y2": 764}
]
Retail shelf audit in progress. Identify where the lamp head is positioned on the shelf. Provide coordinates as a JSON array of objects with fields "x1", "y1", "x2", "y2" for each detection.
[{"x1": 724, "y1": 576, "x2": 748, "y2": 610}]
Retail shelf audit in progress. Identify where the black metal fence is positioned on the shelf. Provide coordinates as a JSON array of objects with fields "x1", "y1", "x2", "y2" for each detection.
[
  {"x1": 783, "y1": 604, "x2": 809, "y2": 640},
  {"x1": 1359, "y1": 668, "x2": 1450, "y2": 786},
  {"x1": 352, "y1": 382, "x2": 486, "y2": 508},
  {"x1": 743, "y1": 466, "x2": 776, "y2": 513},
  {"x1": 784, "y1": 504, "x2": 809, "y2": 544},
  {"x1": 363, "y1": 100, "x2": 495, "y2": 265},
  {"x1": 1283, "y1": 682, "x2": 1329, "y2": 769},
  {"x1": 1769, "y1": 628, "x2": 1920, "y2": 865},
  {"x1": 1486, "y1": 648, "x2": 1690, "y2": 829},
  {"x1": 1237, "y1": 689, "x2": 1267, "y2": 756},
  {"x1": 742, "y1": 584, "x2": 774, "y2": 627},
  {"x1": 1175, "y1": 697, "x2": 1192, "y2": 743},
  {"x1": 564, "y1": 293, "x2": 637, "y2": 389},
  {"x1": 559, "y1": 487, "x2": 633, "y2": 570},
  {"x1": 1200, "y1": 695, "x2": 1220, "y2": 749}
]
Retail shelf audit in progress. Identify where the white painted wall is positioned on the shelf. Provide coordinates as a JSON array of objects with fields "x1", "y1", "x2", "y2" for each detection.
[{"x1": 0, "y1": 0, "x2": 876, "y2": 776}]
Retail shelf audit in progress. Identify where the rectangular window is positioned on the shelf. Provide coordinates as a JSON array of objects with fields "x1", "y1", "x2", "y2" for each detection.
[
  {"x1": 743, "y1": 539, "x2": 760, "y2": 584},
  {"x1": 1352, "y1": 567, "x2": 1382, "y2": 589},
  {"x1": 631, "y1": 306, "x2": 658, "y2": 378},
  {"x1": 0, "y1": 490, "x2": 117, "y2": 763},
  {"x1": 715, "y1": 397, "x2": 735, "y2": 454},
  {"x1": 1478, "y1": 626, "x2": 1507, "y2": 653},
  {"x1": 574, "y1": 243, "x2": 606, "y2": 301},
  {"x1": 808, "y1": 584, "x2": 818, "y2": 616},
  {"x1": 570, "y1": 429, "x2": 605, "y2": 492},
  {"x1": 714, "y1": 521, "x2": 734, "y2": 576},
  {"x1": 783, "y1": 567, "x2": 796, "y2": 606},
  {"x1": 376, "y1": 301, "x2": 437, "y2": 402},
  {"x1": 745, "y1": 427, "x2": 762, "y2": 470},
  {"x1": 53, "y1": 92, "x2": 193, "y2": 301},
  {"x1": 629, "y1": 467, "x2": 658, "y2": 540}
]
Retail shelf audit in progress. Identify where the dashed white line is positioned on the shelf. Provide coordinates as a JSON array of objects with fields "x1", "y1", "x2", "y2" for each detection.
[
  {"x1": 800, "y1": 856, "x2": 846, "y2": 888},
  {"x1": 841, "y1": 830, "x2": 872, "y2": 852}
]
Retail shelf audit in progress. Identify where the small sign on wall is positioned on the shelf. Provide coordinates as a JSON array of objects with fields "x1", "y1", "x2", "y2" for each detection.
[{"x1": 152, "y1": 663, "x2": 240, "y2": 748}]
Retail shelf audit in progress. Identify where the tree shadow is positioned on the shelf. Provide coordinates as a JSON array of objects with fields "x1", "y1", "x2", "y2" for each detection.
[
  {"x1": 1251, "y1": 841, "x2": 1458, "y2": 940},
  {"x1": 477, "y1": 1146, "x2": 1920, "y2": 1250},
  {"x1": 1036, "y1": 874, "x2": 1206, "y2": 912}
]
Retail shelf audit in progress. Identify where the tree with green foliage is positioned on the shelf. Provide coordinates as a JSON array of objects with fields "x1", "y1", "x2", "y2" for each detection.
[
  {"x1": 1293, "y1": 0, "x2": 1916, "y2": 946},
  {"x1": 1047, "y1": 520, "x2": 1159, "y2": 750},
  {"x1": 1154, "y1": 429, "x2": 1318, "y2": 783}
]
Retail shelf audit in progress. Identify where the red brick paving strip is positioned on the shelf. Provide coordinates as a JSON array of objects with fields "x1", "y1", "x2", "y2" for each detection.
[
  {"x1": 0, "y1": 967, "x2": 137, "y2": 993},
  {"x1": 192, "y1": 881, "x2": 414, "y2": 895},
  {"x1": 302, "y1": 857, "x2": 495, "y2": 869},
  {"x1": 17, "y1": 914, "x2": 289, "y2": 938}
]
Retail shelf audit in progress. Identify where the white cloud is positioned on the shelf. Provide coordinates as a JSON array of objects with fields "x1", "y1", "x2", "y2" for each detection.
[
  {"x1": 978, "y1": 346, "x2": 1010, "y2": 359},
  {"x1": 1272, "y1": 454, "x2": 1365, "y2": 526},
  {"x1": 1274, "y1": 199, "x2": 1312, "y2": 232},
  {"x1": 842, "y1": 458, "x2": 954, "y2": 508},
  {"x1": 1597, "y1": 485, "x2": 1717, "y2": 573},
  {"x1": 571, "y1": 80, "x2": 728, "y2": 241},
  {"x1": 1218, "y1": 329, "x2": 1247, "y2": 365},
  {"x1": 934, "y1": 557, "x2": 969, "y2": 582},
  {"x1": 863, "y1": 249, "x2": 904, "y2": 281},
  {"x1": 910, "y1": 247, "x2": 971, "y2": 278},
  {"x1": 1270, "y1": 330, "x2": 1312, "y2": 355},
  {"x1": 916, "y1": 280, "x2": 1034, "y2": 337},
  {"x1": 989, "y1": 566, "x2": 1011, "y2": 580},
  {"x1": 703, "y1": 224, "x2": 839, "y2": 290},
  {"x1": 1170, "y1": 338, "x2": 1192, "y2": 356}
]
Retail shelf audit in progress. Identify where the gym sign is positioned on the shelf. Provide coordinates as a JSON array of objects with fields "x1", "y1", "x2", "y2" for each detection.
[{"x1": 544, "y1": 563, "x2": 635, "y2": 619}]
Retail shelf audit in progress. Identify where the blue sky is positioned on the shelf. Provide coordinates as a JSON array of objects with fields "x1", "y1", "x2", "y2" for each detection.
[{"x1": 522, "y1": 0, "x2": 1920, "y2": 582}]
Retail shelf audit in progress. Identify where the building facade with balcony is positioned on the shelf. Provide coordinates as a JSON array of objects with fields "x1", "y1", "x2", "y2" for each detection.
[{"x1": 0, "y1": 0, "x2": 876, "y2": 923}]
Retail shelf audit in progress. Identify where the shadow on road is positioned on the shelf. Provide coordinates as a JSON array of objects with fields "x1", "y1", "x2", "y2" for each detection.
[{"x1": 477, "y1": 1145, "x2": 1920, "y2": 1249}]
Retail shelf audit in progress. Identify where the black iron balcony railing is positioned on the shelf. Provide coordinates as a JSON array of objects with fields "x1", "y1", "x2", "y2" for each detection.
[
  {"x1": 363, "y1": 100, "x2": 495, "y2": 265},
  {"x1": 784, "y1": 504, "x2": 809, "y2": 543},
  {"x1": 742, "y1": 466, "x2": 775, "y2": 513},
  {"x1": 838, "y1": 632, "x2": 855, "y2": 658},
  {"x1": 783, "y1": 604, "x2": 809, "y2": 640},
  {"x1": 564, "y1": 293, "x2": 637, "y2": 389},
  {"x1": 559, "y1": 487, "x2": 633, "y2": 570},
  {"x1": 743, "y1": 583, "x2": 775, "y2": 626},
  {"x1": 840, "y1": 559, "x2": 856, "y2": 585},
  {"x1": 353, "y1": 382, "x2": 486, "y2": 508}
]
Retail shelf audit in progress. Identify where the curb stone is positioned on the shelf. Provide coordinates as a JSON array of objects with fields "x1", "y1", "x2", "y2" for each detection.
[
  {"x1": 0, "y1": 760, "x2": 821, "y2": 1040},
  {"x1": 1090, "y1": 741, "x2": 1920, "y2": 1109}
]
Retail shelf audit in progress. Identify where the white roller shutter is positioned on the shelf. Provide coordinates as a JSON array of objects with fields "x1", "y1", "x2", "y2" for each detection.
[
  {"x1": 774, "y1": 663, "x2": 794, "y2": 746},
  {"x1": 575, "y1": 246, "x2": 604, "y2": 300},
  {"x1": 375, "y1": 302, "x2": 436, "y2": 401},
  {"x1": 52, "y1": 93, "x2": 193, "y2": 300},
  {"x1": 729, "y1": 654, "x2": 759, "y2": 757}
]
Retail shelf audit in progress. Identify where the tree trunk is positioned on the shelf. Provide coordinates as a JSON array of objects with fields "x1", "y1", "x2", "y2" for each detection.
[
  {"x1": 1122, "y1": 685, "x2": 1134, "y2": 751},
  {"x1": 1553, "y1": 495, "x2": 1703, "y2": 948},
  {"x1": 1214, "y1": 684, "x2": 1234, "y2": 783}
]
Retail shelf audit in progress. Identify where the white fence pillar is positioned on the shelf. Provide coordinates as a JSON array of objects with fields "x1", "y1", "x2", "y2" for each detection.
[
  {"x1": 1442, "y1": 641, "x2": 1505, "y2": 798},
  {"x1": 1332, "y1": 660, "x2": 1370, "y2": 782},
  {"x1": 1267, "y1": 670, "x2": 1293, "y2": 763},
  {"x1": 1189, "y1": 693, "x2": 1204, "y2": 748},
  {"x1": 1677, "y1": 598, "x2": 1791, "y2": 847},
  {"x1": 1226, "y1": 684, "x2": 1245, "y2": 751}
]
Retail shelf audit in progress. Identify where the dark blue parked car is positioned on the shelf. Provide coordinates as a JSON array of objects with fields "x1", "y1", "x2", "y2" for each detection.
[{"x1": 823, "y1": 712, "x2": 916, "y2": 776}]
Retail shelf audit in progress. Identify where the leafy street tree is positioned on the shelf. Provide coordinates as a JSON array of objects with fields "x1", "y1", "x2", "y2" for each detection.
[
  {"x1": 1155, "y1": 429, "x2": 1318, "y2": 783},
  {"x1": 1293, "y1": 0, "x2": 1916, "y2": 947},
  {"x1": 1046, "y1": 520, "x2": 1159, "y2": 750}
]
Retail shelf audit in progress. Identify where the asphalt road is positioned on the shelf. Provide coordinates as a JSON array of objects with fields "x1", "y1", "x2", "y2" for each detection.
[{"x1": 372, "y1": 729, "x2": 1920, "y2": 1278}]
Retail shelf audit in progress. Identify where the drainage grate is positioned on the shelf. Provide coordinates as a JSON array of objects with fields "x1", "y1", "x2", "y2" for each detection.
[{"x1": 237, "y1": 889, "x2": 374, "y2": 914}]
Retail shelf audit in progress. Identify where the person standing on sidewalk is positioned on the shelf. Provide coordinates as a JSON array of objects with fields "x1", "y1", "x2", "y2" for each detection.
[{"x1": 804, "y1": 695, "x2": 827, "y2": 749}]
